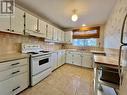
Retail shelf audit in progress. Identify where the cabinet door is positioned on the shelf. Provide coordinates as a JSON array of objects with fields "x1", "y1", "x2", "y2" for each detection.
[
  {"x1": 39, "y1": 20, "x2": 46, "y2": 37},
  {"x1": 57, "y1": 29, "x2": 62, "y2": 42},
  {"x1": 57, "y1": 51, "x2": 62, "y2": 67},
  {"x1": 46, "y1": 24, "x2": 53, "y2": 40},
  {"x1": 0, "y1": 14, "x2": 10, "y2": 32},
  {"x1": 11, "y1": 7, "x2": 24, "y2": 35},
  {"x1": 53, "y1": 28, "x2": 58, "y2": 41},
  {"x1": 73, "y1": 54, "x2": 82, "y2": 66},
  {"x1": 25, "y1": 13, "x2": 37, "y2": 32},
  {"x1": 61, "y1": 51, "x2": 65, "y2": 65},
  {"x1": 82, "y1": 53, "x2": 93, "y2": 68},
  {"x1": 61, "y1": 31, "x2": 65, "y2": 42},
  {"x1": 12, "y1": 73, "x2": 29, "y2": 95},
  {"x1": 58, "y1": 51, "x2": 65, "y2": 67},
  {"x1": 66, "y1": 52, "x2": 73, "y2": 64},
  {"x1": 0, "y1": 73, "x2": 28, "y2": 95},
  {"x1": 51, "y1": 53, "x2": 58, "y2": 70},
  {"x1": 65, "y1": 31, "x2": 73, "y2": 43},
  {"x1": 0, "y1": 77, "x2": 14, "y2": 95}
]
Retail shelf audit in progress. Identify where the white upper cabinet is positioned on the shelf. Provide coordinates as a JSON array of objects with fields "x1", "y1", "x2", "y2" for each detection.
[
  {"x1": 65, "y1": 31, "x2": 73, "y2": 43},
  {"x1": 25, "y1": 13, "x2": 38, "y2": 32},
  {"x1": 11, "y1": 7, "x2": 24, "y2": 35},
  {"x1": 57, "y1": 29, "x2": 62, "y2": 42},
  {"x1": 53, "y1": 27, "x2": 58, "y2": 41},
  {"x1": 0, "y1": 7, "x2": 24, "y2": 35},
  {"x1": 46, "y1": 24, "x2": 53, "y2": 40},
  {"x1": 38, "y1": 20, "x2": 46, "y2": 38},
  {"x1": 0, "y1": 14, "x2": 10, "y2": 32},
  {"x1": 61, "y1": 30, "x2": 65, "y2": 42}
]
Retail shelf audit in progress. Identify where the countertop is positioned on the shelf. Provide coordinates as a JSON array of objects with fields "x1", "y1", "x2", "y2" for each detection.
[
  {"x1": 65, "y1": 49, "x2": 91, "y2": 53},
  {"x1": 90, "y1": 50, "x2": 106, "y2": 55},
  {"x1": 0, "y1": 53, "x2": 29, "y2": 63},
  {"x1": 94, "y1": 55, "x2": 119, "y2": 67}
]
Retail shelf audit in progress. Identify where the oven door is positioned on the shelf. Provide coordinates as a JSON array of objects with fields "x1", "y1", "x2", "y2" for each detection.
[{"x1": 31, "y1": 55, "x2": 51, "y2": 75}]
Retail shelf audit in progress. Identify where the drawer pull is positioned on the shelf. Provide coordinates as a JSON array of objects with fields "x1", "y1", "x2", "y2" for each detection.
[
  {"x1": 11, "y1": 71, "x2": 20, "y2": 75},
  {"x1": 11, "y1": 63, "x2": 20, "y2": 66},
  {"x1": 7, "y1": 29, "x2": 10, "y2": 31},
  {"x1": 12, "y1": 86, "x2": 20, "y2": 92}
]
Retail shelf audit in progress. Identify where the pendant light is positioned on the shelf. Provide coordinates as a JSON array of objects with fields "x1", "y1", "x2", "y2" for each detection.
[{"x1": 71, "y1": 9, "x2": 78, "y2": 22}]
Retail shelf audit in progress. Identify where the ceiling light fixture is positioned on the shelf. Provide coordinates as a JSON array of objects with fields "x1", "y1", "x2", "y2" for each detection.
[
  {"x1": 82, "y1": 24, "x2": 86, "y2": 27},
  {"x1": 71, "y1": 9, "x2": 78, "y2": 22}
]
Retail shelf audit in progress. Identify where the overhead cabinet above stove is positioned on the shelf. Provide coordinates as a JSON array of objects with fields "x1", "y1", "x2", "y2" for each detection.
[
  {"x1": 0, "y1": 6, "x2": 72, "y2": 43},
  {"x1": 0, "y1": 7, "x2": 24, "y2": 35},
  {"x1": 25, "y1": 13, "x2": 38, "y2": 33}
]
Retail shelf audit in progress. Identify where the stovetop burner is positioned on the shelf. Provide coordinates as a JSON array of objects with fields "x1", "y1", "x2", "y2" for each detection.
[{"x1": 27, "y1": 52, "x2": 39, "y2": 55}]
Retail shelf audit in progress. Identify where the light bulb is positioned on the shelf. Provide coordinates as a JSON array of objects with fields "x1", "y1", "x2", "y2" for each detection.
[
  {"x1": 71, "y1": 14, "x2": 78, "y2": 22},
  {"x1": 82, "y1": 24, "x2": 86, "y2": 26}
]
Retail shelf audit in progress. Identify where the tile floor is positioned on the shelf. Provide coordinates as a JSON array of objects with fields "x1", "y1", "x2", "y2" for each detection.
[{"x1": 19, "y1": 64, "x2": 94, "y2": 95}]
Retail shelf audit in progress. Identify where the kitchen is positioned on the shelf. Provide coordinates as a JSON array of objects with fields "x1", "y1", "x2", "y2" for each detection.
[{"x1": 0, "y1": 0, "x2": 127, "y2": 95}]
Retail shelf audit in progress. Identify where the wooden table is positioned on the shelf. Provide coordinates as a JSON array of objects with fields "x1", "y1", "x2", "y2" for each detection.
[{"x1": 93, "y1": 55, "x2": 119, "y2": 95}]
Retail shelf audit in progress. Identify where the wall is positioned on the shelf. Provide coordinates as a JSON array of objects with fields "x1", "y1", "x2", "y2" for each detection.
[
  {"x1": 104, "y1": 0, "x2": 127, "y2": 49},
  {"x1": 0, "y1": 32, "x2": 62, "y2": 55}
]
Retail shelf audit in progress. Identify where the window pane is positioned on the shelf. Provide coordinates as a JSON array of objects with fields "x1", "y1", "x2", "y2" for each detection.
[{"x1": 73, "y1": 38, "x2": 97, "y2": 46}]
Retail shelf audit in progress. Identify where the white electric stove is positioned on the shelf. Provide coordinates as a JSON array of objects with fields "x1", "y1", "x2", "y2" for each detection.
[{"x1": 22, "y1": 44, "x2": 52, "y2": 86}]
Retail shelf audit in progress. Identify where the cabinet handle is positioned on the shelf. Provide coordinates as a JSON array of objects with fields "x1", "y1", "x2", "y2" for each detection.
[
  {"x1": 11, "y1": 63, "x2": 20, "y2": 66},
  {"x1": 11, "y1": 71, "x2": 20, "y2": 75},
  {"x1": 12, "y1": 86, "x2": 20, "y2": 92},
  {"x1": 7, "y1": 29, "x2": 10, "y2": 31}
]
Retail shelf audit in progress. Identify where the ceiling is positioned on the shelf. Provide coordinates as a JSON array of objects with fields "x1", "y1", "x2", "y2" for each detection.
[{"x1": 16, "y1": 0, "x2": 117, "y2": 29}]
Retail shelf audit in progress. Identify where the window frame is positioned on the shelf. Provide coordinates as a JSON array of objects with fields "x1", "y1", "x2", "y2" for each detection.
[{"x1": 73, "y1": 26, "x2": 100, "y2": 39}]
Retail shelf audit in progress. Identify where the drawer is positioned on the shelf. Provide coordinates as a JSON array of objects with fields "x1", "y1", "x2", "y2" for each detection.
[
  {"x1": 0, "y1": 73, "x2": 29, "y2": 95},
  {"x1": 0, "y1": 65, "x2": 28, "y2": 82},
  {"x1": 13, "y1": 73, "x2": 29, "y2": 95},
  {"x1": 0, "y1": 58, "x2": 28, "y2": 72}
]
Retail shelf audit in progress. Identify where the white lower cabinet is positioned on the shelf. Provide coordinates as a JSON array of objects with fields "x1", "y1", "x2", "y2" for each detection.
[
  {"x1": 0, "y1": 58, "x2": 29, "y2": 95},
  {"x1": 66, "y1": 51, "x2": 93, "y2": 68},
  {"x1": 51, "y1": 51, "x2": 65, "y2": 71},
  {"x1": 73, "y1": 54, "x2": 82, "y2": 66},
  {"x1": 82, "y1": 53, "x2": 93, "y2": 68},
  {"x1": 58, "y1": 51, "x2": 65, "y2": 67},
  {"x1": 66, "y1": 51, "x2": 82, "y2": 66},
  {"x1": 0, "y1": 73, "x2": 28, "y2": 95},
  {"x1": 66, "y1": 52, "x2": 73, "y2": 64},
  {"x1": 51, "y1": 52, "x2": 58, "y2": 70},
  {"x1": 0, "y1": 77, "x2": 14, "y2": 95}
]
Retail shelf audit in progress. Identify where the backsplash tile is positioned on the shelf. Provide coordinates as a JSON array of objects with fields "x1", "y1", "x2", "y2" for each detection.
[{"x1": 0, "y1": 32, "x2": 62, "y2": 55}]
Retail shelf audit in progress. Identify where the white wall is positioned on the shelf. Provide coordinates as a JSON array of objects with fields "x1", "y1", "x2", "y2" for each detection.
[
  {"x1": 104, "y1": 0, "x2": 127, "y2": 49},
  {"x1": 98, "y1": 24, "x2": 105, "y2": 48}
]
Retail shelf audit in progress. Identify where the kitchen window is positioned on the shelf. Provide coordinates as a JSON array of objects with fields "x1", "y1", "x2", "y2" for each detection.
[
  {"x1": 72, "y1": 26, "x2": 100, "y2": 47},
  {"x1": 73, "y1": 38, "x2": 97, "y2": 46}
]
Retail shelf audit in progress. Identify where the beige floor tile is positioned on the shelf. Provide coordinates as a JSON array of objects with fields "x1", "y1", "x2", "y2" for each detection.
[{"x1": 19, "y1": 64, "x2": 93, "y2": 95}]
